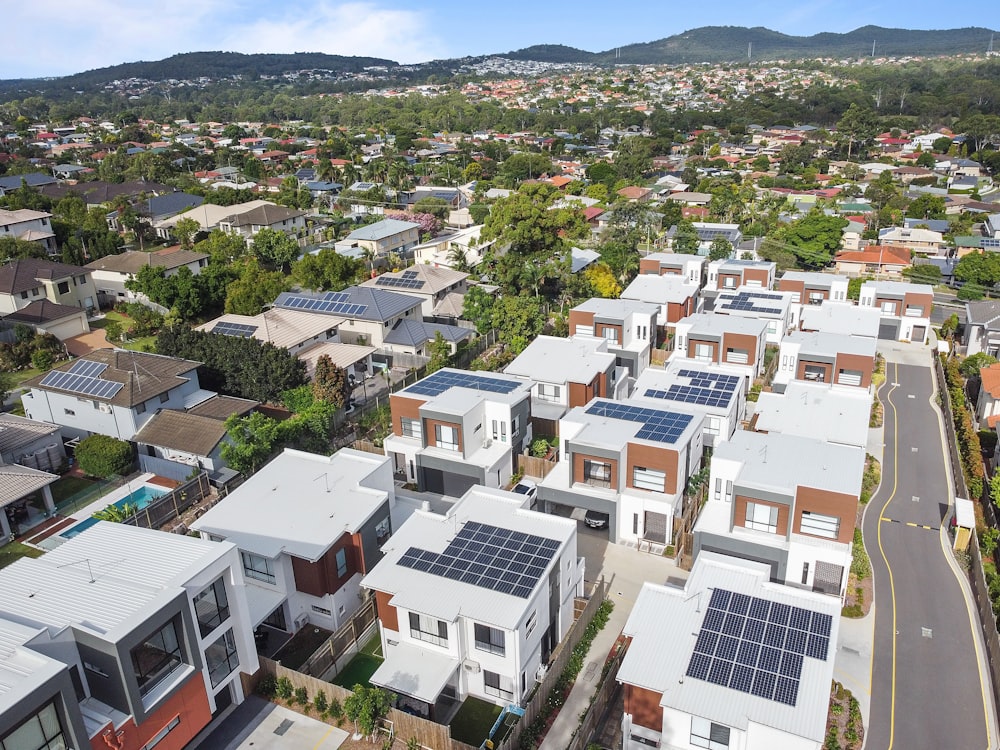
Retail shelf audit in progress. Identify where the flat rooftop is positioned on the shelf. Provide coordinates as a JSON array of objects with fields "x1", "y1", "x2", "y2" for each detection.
[
  {"x1": 800, "y1": 302, "x2": 881, "y2": 338},
  {"x1": 504, "y1": 335, "x2": 615, "y2": 384},
  {"x1": 679, "y1": 312, "x2": 769, "y2": 338},
  {"x1": 783, "y1": 330, "x2": 877, "y2": 358},
  {"x1": 565, "y1": 398, "x2": 702, "y2": 449},
  {"x1": 621, "y1": 274, "x2": 699, "y2": 304},
  {"x1": 573, "y1": 297, "x2": 659, "y2": 318},
  {"x1": 754, "y1": 382, "x2": 872, "y2": 448}
]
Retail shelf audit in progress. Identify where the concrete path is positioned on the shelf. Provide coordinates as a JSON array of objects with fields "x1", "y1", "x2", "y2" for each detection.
[{"x1": 834, "y1": 610, "x2": 874, "y2": 725}]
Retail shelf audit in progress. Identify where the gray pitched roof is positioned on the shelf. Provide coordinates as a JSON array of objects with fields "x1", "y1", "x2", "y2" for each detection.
[
  {"x1": 346, "y1": 218, "x2": 420, "y2": 242},
  {"x1": 384, "y1": 320, "x2": 474, "y2": 347},
  {"x1": 0, "y1": 258, "x2": 86, "y2": 295},
  {"x1": 966, "y1": 300, "x2": 1000, "y2": 328},
  {"x1": 274, "y1": 285, "x2": 422, "y2": 322}
]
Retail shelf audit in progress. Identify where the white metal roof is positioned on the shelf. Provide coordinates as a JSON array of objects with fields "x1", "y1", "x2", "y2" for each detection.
[
  {"x1": 621, "y1": 275, "x2": 699, "y2": 305},
  {"x1": 370, "y1": 640, "x2": 459, "y2": 703},
  {"x1": 800, "y1": 302, "x2": 881, "y2": 338},
  {"x1": 754, "y1": 382, "x2": 872, "y2": 448},
  {"x1": 618, "y1": 553, "x2": 840, "y2": 744},
  {"x1": 0, "y1": 618, "x2": 64, "y2": 713},
  {"x1": 191, "y1": 448, "x2": 392, "y2": 562},
  {"x1": 504, "y1": 335, "x2": 615, "y2": 385},
  {"x1": 782, "y1": 329, "x2": 876, "y2": 358},
  {"x1": 679, "y1": 313, "x2": 768, "y2": 337}
]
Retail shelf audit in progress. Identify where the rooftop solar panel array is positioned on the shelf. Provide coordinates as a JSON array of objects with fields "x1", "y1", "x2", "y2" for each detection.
[
  {"x1": 280, "y1": 294, "x2": 368, "y2": 316},
  {"x1": 644, "y1": 369, "x2": 741, "y2": 409},
  {"x1": 40, "y1": 369, "x2": 125, "y2": 400},
  {"x1": 212, "y1": 321, "x2": 258, "y2": 338},
  {"x1": 584, "y1": 400, "x2": 693, "y2": 444},
  {"x1": 375, "y1": 270, "x2": 424, "y2": 290},
  {"x1": 720, "y1": 290, "x2": 785, "y2": 316},
  {"x1": 397, "y1": 521, "x2": 560, "y2": 598},
  {"x1": 684, "y1": 587, "x2": 832, "y2": 707},
  {"x1": 68, "y1": 360, "x2": 108, "y2": 377},
  {"x1": 405, "y1": 370, "x2": 522, "y2": 397}
]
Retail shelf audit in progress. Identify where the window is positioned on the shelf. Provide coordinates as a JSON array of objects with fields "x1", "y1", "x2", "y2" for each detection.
[
  {"x1": 483, "y1": 670, "x2": 514, "y2": 700},
  {"x1": 632, "y1": 466, "x2": 666, "y2": 493},
  {"x1": 241, "y1": 551, "x2": 276, "y2": 584},
  {"x1": 690, "y1": 717, "x2": 730, "y2": 750},
  {"x1": 205, "y1": 629, "x2": 239, "y2": 687},
  {"x1": 19, "y1": 291, "x2": 28, "y2": 300},
  {"x1": 537, "y1": 383, "x2": 561, "y2": 402},
  {"x1": 881, "y1": 301, "x2": 897, "y2": 315},
  {"x1": 789, "y1": 292, "x2": 801, "y2": 303},
  {"x1": 725, "y1": 347, "x2": 749, "y2": 364},
  {"x1": 311, "y1": 605, "x2": 332, "y2": 616},
  {"x1": 78, "y1": 275, "x2": 88, "y2": 286},
  {"x1": 375, "y1": 517, "x2": 391, "y2": 545},
  {"x1": 705, "y1": 416, "x2": 721, "y2": 437},
  {"x1": 474, "y1": 623, "x2": 506, "y2": 655},
  {"x1": 57, "y1": 281, "x2": 70, "y2": 294},
  {"x1": 525, "y1": 612, "x2": 537, "y2": 637},
  {"x1": 582, "y1": 459, "x2": 612, "y2": 488},
  {"x1": 336, "y1": 548, "x2": 348, "y2": 578},
  {"x1": 800, "y1": 511, "x2": 840, "y2": 540},
  {"x1": 500, "y1": 421, "x2": 507, "y2": 442},
  {"x1": 400, "y1": 417, "x2": 422, "y2": 439},
  {"x1": 136, "y1": 401, "x2": 147, "y2": 414},
  {"x1": 714, "y1": 478, "x2": 722, "y2": 501},
  {"x1": 694, "y1": 343, "x2": 713, "y2": 362},
  {"x1": 745, "y1": 502, "x2": 779, "y2": 534},
  {"x1": 159, "y1": 392, "x2": 170, "y2": 404},
  {"x1": 131, "y1": 620, "x2": 184, "y2": 697},
  {"x1": 725, "y1": 480, "x2": 732, "y2": 503},
  {"x1": 1, "y1": 701, "x2": 66, "y2": 750},
  {"x1": 409, "y1": 612, "x2": 448, "y2": 647},
  {"x1": 599, "y1": 326, "x2": 619, "y2": 343},
  {"x1": 31, "y1": 287, "x2": 39, "y2": 297},
  {"x1": 808, "y1": 291, "x2": 824, "y2": 305},
  {"x1": 904, "y1": 305, "x2": 924, "y2": 317},
  {"x1": 193, "y1": 577, "x2": 230, "y2": 638},
  {"x1": 434, "y1": 424, "x2": 459, "y2": 451},
  {"x1": 837, "y1": 369, "x2": 863, "y2": 387},
  {"x1": 63, "y1": 408, "x2": 75, "y2": 416},
  {"x1": 630, "y1": 734, "x2": 660, "y2": 748},
  {"x1": 512, "y1": 415, "x2": 520, "y2": 438},
  {"x1": 143, "y1": 716, "x2": 181, "y2": 750}
]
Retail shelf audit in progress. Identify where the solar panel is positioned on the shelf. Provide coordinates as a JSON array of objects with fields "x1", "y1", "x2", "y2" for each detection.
[
  {"x1": 212, "y1": 321, "x2": 258, "y2": 338},
  {"x1": 584, "y1": 400, "x2": 693, "y2": 445},
  {"x1": 40, "y1": 369, "x2": 124, "y2": 400},
  {"x1": 68, "y1": 360, "x2": 108, "y2": 377},
  {"x1": 405, "y1": 370, "x2": 522, "y2": 398},
  {"x1": 376, "y1": 275, "x2": 424, "y2": 289},
  {"x1": 397, "y1": 521, "x2": 559, "y2": 598},
  {"x1": 279, "y1": 294, "x2": 368, "y2": 317},
  {"x1": 686, "y1": 653, "x2": 711, "y2": 680},
  {"x1": 774, "y1": 676, "x2": 800, "y2": 706},
  {"x1": 323, "y1": 291, "x2": 351, "y2": 302},
  {"x1": 719, "y1": 289, "x2": 786, "y2": 316},
  {"x1": 729, "y1": 664, "x2": 755, "y2": 693}
]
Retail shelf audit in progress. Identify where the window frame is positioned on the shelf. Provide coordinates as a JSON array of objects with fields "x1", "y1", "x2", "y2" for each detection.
[
  {"x1": 193, "y1": 577, "x2": 230, "y2": 638},
  {"x1": 0, "y1": 700, "x2": 66, "y2": 750},
  {"x1": 582, "y1": 458, "x2": 612, "y2": 488},
  {"x1": 131, "y1": 620, "x2": 184, "y2": 698},
  {"x1": 400, "y1": 417, "x2": 422, "y2": 440},
  {"x1": 241, "y1": 551, "x2": 276, "y2": 585},
  {"x1": 745, "y1": 502, "x2": 779, "y2": 534},
  {"x1": 474, "y1": 623, "x2": 506, "y2": 656},
  {"x1": 409, "y1": 612, "x2": 448, "y2": 647},
  {"x1": 205, "y1": 628, "x2": 239, "y2": 687},
  {"x1": 336, "y1": 548, "x2": 348, "y2": 578},
  {"x1": 483, "y1": 669, "x2": 514, "y2": 700},
  {"x1": 632, "y1": 465, "x2": 666, "y2": 493},
  {"x1": 690, "y1": 717, "x2": 730, "y2": 750},
  {"x1": 434, "y1": 423, "x2": 460, "y2": 452},
  {"x1": 799, "y1": 510, "x2": 841, "y2": 540}
]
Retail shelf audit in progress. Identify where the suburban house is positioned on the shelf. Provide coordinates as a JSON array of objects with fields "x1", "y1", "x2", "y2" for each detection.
[
  {"x1": 964, "y1": 300, "x2": 1000, "y2": 357},
  {"x1": 362, "y1": 486, "x2": 583, "y2": 718},
  {"x1": 621, "y1": 274, "x2": 701, "y2": 329},
  {"x1": 693, "y1": 430, "x2": 864, "y2": 597},
  {"x1": 0, "y1": 523, "x2": 259, "y2": 750},
  {"x1": 335, "y1": 218, "x2": 421, "y2": 260},
  {"x1": 199, "y1": 307, "x2": 340, "y2": 355},
  {"x1": 834, "y1": 246, "x2": 911, "y2": 277},
  {"x1": 411, "y1": 225, "x2": 496, "y2": 270},
  {"x1": 0, "y1": 258, "x2": 95, "y2": 323},
  {"x1": 772, "y1": 331, "x2": 877, "y2": 393},
  {"x1": 618, "y1": 553, "x2": 839, "y2": 750},
  {"x1": 0, "y1": 298, "x2": 91, "y2": 342},
  {"x1": 753, "y1": 382, "x2": 872, "y2": 449},
  {"x1": 0, "y1": 208, "x2": 57, "y2": 254},
  {"x1": 382, "y1": 318, "x2": 476, "y2": 359},
  {"x1": 631, "y1": 361, "x2": 746, "y2": 447},
  {"x1": 857, "y1": 280, "x2": 933, "y2": 343},
  {"x1": 192, "y1": 448, "x2": 395, "y2": 638},
  {"x1": 707, "y1": 259, "x2": 776, "y2": 292},
  {"x1": 360, "y1": 265, "x2": 470, "y2": 319},
  {"x1": 669, "y1": 223, "x2": 743, "y2": 255},
  {"x1": 714, "y1": 288, "x2": 793, "y2": 345},
  {"x1": 0, "y1": 413, "x2": 64, "y2": 467},
  {"x1": 85, "y1": 247, "x2": 209, "y2": 305},
  {"x1": 799, "y1": 302, "x2": 881, "y2": 339},
  {"x1": 776, "y1": 271, "x2": 850, "y2": 328},
  {"x1": 504, "y1": 335, "x2": 624, "y2": 431},
  {"x1": 384, "y1": 368, "x2": 533, "y2": 494},
  {"x1": 673, "y1": 313, "x2": 769, "y2": 383},
  {"x1": 568, "y1": 298, "x2": 659, "y2": 377},
  {"x1": 537, "y1": 397, "x2": 703, "y2": 547},
  {"x1": 878, "y1": 226, "x2": 944, "y2": 255},
  {"x1": 21, "y1": 349, "x2": 207, "y2": 441},
  {"x1": 638, "y1": 252, "x2": 706, "y2": 285},
  {"x1": 218, "y1": 204, "x2": 307, "y2": 242},
  {"x1": 976, "y1": 363, "x2": 1000, "y2": 429},
  {"x1": 152, "y1": 199, "x2": 275, "y2": 239}
]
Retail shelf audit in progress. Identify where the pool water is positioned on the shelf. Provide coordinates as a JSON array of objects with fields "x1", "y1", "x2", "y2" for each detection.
[{"x1": 60, "y1": 485, "x2": 167, "y2": 539}]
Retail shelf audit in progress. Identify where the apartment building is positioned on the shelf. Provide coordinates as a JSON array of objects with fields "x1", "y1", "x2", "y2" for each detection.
[
  {"x1": 621, "y1": 274, "x2": 701, "y2": 329},
  {"x1": 637, "y1": 252, "x2": 706, "y2": 286},
  {"x1": 568, "y1": 298, "x2": 658, "y2": 376},
  {"x1": 776, "y1": 271, "x2": 850, "y2": 328},
  {"x1": 384, "y1": 368, "x2": 532, "y2": 495},
  {"x1": 714, "y1": 288, "x2": 794, "y2": 344},
  {"x1": 192, "y1": 448, "x2": 394, "y2": 636},
  {"x1": 673, "y1": 313, "x2": 768, "y2": 383},
  {"x1": 858, "y1": 280, "x2": 933, "y2": 343},
  {"x1": 772, "y1": 331, "x2": 877, "y2": 392},
  {"x1": 538, "y1": 397, "x2": 703, "y2": 546},
  {"x1": 362, "y1": 487, "x2": 583, "y2": 718},
  {"x1": 0, "y1": 523, "x2": 258, "y2": 750},
  {"x1": 693, "y1": 430, "x2": 864, "y2": 597}
]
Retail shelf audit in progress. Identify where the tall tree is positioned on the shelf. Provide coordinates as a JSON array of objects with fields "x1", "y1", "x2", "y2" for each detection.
[
  {"x1": 836, "y1": 104, "x2": 879, "y2": 160},
  {"x1": 312, "y1": 355, "x2": 349, "y2": 407},
  {"x1": 225, "y1": 259, "x2": 288, "y2": 316}
]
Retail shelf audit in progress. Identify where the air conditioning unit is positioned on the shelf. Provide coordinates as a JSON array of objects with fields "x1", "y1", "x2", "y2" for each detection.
[
  {"x1": 483, "y1": 439, "x2": 493, "y2": 449},
  {"x1": 98, "y1": 402, "x2": 111, "y2": 413},
  {"x1": 535, "y1": 664, "x2": 548, "y2": 683},
  {"x1": 463, "y1": 659, "x2": 481, "y2": 673},
  {"x1": 294, "y1": 616, "x2": 308, "y2": 630}
]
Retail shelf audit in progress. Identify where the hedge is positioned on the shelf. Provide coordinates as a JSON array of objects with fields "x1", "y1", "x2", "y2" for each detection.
[{"x1": 942, "y1": 355, "x2": 985, "y2": 498}]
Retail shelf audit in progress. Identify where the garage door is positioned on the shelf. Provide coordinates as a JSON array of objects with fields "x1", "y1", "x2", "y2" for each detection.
[
  {"x1": 419, "y1": 467, "x2": 478, "y2": 497},
  {"x1": 878, "y1": 321, "x2": 899, "y2": 340}
]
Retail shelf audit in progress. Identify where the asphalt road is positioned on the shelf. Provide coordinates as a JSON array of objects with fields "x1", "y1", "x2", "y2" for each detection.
[{"x1": 863, "y1": 358, "x2": 990, "y2": 750}]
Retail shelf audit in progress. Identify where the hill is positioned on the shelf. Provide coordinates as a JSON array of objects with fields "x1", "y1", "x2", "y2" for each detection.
[{"x1": 501, "y1": 45, "x2": 597, "y2": 64}]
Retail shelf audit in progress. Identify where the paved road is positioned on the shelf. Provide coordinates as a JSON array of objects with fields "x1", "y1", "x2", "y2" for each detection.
[{"x1": 863, "y1": 358, "x2": 991, "y2": 750}]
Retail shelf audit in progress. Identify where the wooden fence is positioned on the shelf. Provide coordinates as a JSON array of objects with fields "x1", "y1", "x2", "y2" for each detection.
[
  {"x1": 121, "y1": 472, "x2": 211, "y2": 530},
  {"x1": 299, "y1": 598, "x2": 378, "y2": 678},
  {"x1": 516, "y1": 453, "x2": 557, "y2": 480},
  {"x1": 351, "y1": 440, "x2": 386, "y2": 456},
  {"x1": 650, "y1": 348, "x2": 670, "y2": 367}
]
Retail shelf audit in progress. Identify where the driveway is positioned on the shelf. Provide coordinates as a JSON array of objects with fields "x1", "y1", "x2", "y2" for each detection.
[
  {"x1": 862, "y1": 356, "x2": 992, "y2": 750},
  {"x1": 191, "y1": 697, "x2": 348, "y2": 750}
]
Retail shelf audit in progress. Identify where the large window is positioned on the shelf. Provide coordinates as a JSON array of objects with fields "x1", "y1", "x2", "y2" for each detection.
[
  {"x1": 537, "y1": 383, "x2": 561, "y2": 402},
  {"x1": 694, "y1": 343, "x2": 713, "y2": 362},
  {"x1": 725, "y1": 347, "x2": 749, "y2": 365},
  {"x1": 206, "y1": 629, "x2": 239, "y2": 687},
  {"x1": 336, "y1": 548, "x2": 348, "y2": 578},
  {"x1": 409, "y1": 612, "x2": 448, "y2": 647},
  {"x1": 800, "y1": 511, "x2": 841, "y2": 540},
  {"x1": 881, "y1": 301, "x2": 897, "y2": 314},
  {"x1": 131, "y1": 620, "x2": 184, "y2": 697},
  {"x1": 1, "y1": 701, "x2": 65, "y2": 750},
  {"x1": 400, "y1": 417, "x2": 422, "y2": 439},
  {"x1": 193, "y1": 577, "x2": 230, "y2": 638},
  {"x1": 632, "y1": 466, "x2": 666, "y2": 493},
  {"x1": 241, "y1": 551, "x2": 276, "y2": 585},
  {"x1": 474, "y1": 623, "x2": 506, "y2": 656},
  {"x1": 57, "y1": 281, "x2": 70, "y2": 295},
  {"x1": 745, "y1": 502, "x2": 779, "y2": 534},
  {"x1": 690, "y1": 717, "x2": 730, "y2": 750},
  {"x1": 434, "y1": 424, "x2": 460, "y2": 452},
  {"x1": 483, "y1": 670, "x2": 514, "y2": 700},
  {"x1": 582, "y1": 459, "x2": 612, "y2": 489},
  {"x1": 599, "y1": 326, "x2": 619, "y2": 343}
]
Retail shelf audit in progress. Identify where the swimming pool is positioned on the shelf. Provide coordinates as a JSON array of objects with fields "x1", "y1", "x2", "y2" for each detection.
[{"x1": 60, "y1": 485, "x2": 167, "y2": 539}]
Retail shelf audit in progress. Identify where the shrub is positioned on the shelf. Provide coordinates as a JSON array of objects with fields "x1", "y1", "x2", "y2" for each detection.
[
  {"x1": 850, "y1": 529, "x2": 871, "y2": 580},
  {"x1": 30, "y1": 349, "x2": 54, "y2": 370},
  {"x1": 294, "y1": 686, "x2": 309, "y2": 710},
  {"x1": 257, "y1": 674, "x2": 277, "y2": 697},
  {"x1": 530, "y1": 438, "x2": 550, "y2": 458},
  {"x1": 75, "y1": 434, "x2": 134, "y2": 478},
  {"x1": 275, "y1": 676, "x2": 293, "y2": 700},
  {"x1": 314, "y1": 689, "x2": 328, "y2": 716},
  {"x1": 327, "y1": 697, "x2": 343, "y2": 721}
]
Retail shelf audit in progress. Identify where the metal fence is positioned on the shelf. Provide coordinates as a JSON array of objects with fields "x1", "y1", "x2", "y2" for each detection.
[{"x1": 120, "y1": 472, "x2": 211, "y2": 530}]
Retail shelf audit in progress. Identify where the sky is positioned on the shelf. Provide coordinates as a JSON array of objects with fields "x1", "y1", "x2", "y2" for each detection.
[{"x1": 4, "y1": 1, "x2": 998, "y2": 79}]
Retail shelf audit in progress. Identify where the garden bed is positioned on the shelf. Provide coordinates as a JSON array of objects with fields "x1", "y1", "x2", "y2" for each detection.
[{"x1": 825, "y1": 681, "x2": 863, "y2": 749}]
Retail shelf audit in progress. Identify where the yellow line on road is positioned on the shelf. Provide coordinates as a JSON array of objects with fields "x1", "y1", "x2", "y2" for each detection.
[{"x1": 312, "y1": 726, "x2": 335, "y2": 750}]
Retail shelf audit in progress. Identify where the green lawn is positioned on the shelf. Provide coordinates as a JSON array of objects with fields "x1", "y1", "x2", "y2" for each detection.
[
  {"x1": 449, "y1": 697, "x2": 503, "y2": 747},
  {"x1": 331, "y1": 634, "x2": 383, "y2": 688},
  {"x1": 90, "y1": 311, "x2": 156, "y2": 351},
  {"x1": 51, "y1": 476, "x2": 98, "y2": 504},
  {"x1": 272, "y1": 626, "x2": 333, "y2": 671},
  {"x1": 0, "y1": 542, "x2": 43, "y2": 569}
]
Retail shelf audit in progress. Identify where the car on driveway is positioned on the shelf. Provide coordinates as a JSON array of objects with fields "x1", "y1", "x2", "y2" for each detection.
[
  {"x1": 512, "y1": 478, "x2": 537, "y2": 509},
  {"x1": 585, "y1": 510, "x2": 610, "y2": 529}
]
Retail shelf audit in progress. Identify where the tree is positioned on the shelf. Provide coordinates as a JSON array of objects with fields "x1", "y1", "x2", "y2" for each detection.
[
  {"x1": 958, "y1": 114, "x2": 1000, "y2": 155},
  {"x1": 955, "y1": 252, "x2": 1000, "y2": 288},
  {"x1": 462, "y1": 286, "x2": 496, "y2": 334},
  {"x1": 291, "y1": 250, "x2": 362, "y2": 291},
  {"x1": 775, "y1": 210, "x2": 848, "y2": 269},
  {"x1": 708, "y1": 236, "x2": 733, "y2": 261},
  {"x1": 960, "y1": 353, "x2": 998, "y2": 379},
  {"x1": 425, "y1": 332, "x2": 452, "y2": 374},
  {"x1": 847, "y1": 277, "x2": 865, "y2": 301},
  {"x1": 585, "y1": 263, "x2": 622, "y2": 298},
  {"x1": 915, "y1": 151, "x2": 936, "y2": 169},
  {"x1": 173, "y1": 217, "x2": 200, "y2": 249},
  {"x1": 225, "y1": 259, "x2": 288, "y2": 316},
  {"x1": 412, "y1": 196, "x2": 450, "y2": 220},
  {"x1": 751, "y1": 154, "x2": 771, "y2": 172},
  {"x1": 671, "y1": 220, "x2": 701, "y2": 255},
  {"x1": 932, "y1": 136, "x2": 953, "y2": 154},
  {"x1": 75, "y1": 435, "x2": 134, "y2": 478},
  {"x1": 221, "y1": 412, "x2": 280, "y2": 475},
  {"x1": 902, "y1": 264, "x2": 942, "y2": 284},
  {"x1": 0, "y1": 367, "x2": 12, "y2": 404},
  {"x1": 312, "y1": 355, "x2": 349, "y2": 407},
  {"x1": 958, "y1": 283, "x2": 986, "y2": 301},
  {"x1": 614, "y1": 137, "x2": 652, "y2": 181},
  {"x1": 905, "y1": 194, "x2": 946, "y2": 221},
  {"x1": 343, "y1": 685, "x2": 393, "y2": 739},
  {"x1": 490, "y1": 295, "x2": 545, "y2": 353},
  {"x1": 836, "y1": 104, "x2": 879, "y2": 160},
  {"x1": 251, "y1": 228, "x2": 299, "y2": 270}
]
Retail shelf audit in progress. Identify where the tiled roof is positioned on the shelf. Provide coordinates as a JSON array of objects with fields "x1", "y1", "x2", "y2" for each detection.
[
  {"x1": 980, "y1": 364, "x2": 1000, "y2": 400},
  {"x1": 3, "y1": 300, "x2": 84, "y2": 324},
  {"x1": 133, "y1": 410, "x2": 228, "y2": 456},
  {"x1": 85, "y1": 247, "x2": 208, "y2": 275}
]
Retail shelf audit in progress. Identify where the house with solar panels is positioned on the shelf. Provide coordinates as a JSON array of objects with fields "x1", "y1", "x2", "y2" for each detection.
[
  {"x1": 673, "y1": 313, "x2": 768, "y2": 385},
  {"x1": 772, "y1": 331, "x2": 877, "y2": 392},
  {"x1": 637, "y1": 252, "x2": 706, "y2": 285},
  {"x1": 567, "y1": 298, "x2": 658, "y2": 377},
  {"x1": 618, "y1": 552, "x2": 839, "y2": 750},
  {"x1": 620, "y1": 274, "x2": 702, "y2": 331},
  {"x1": 707, "y1": 258, "x2": 776, "y2": 292},
  {"x1": 714, "y1": 288, "x2": 794, "y2": 345},
  {"x1": 631, "y1": 362, "x2": 745, "y2": 447},
  {"x1": 667, "y1": 222, "x2": 742, "y2": 256},
  {"x1": 359, "y1": 265, "x2": 470, "y2": 319},
  {"x1": 857, "y1": 280, "x2": 933, "y2": 344},
  {"x1": 537, "y1": 397, "x2": 703, "y2": 547},
  {"x1": 384, "y1": 368, "x2": 532, "y2": 495},
  {"x1": 693, "y1": 430, "x2": 864, "y2": 597},
  {"x1": 776, "y1": 271, "x2": 850, "y2": 328},
  {"x1": 361, "y1": 486, "x2": 583, "y2": 719}
]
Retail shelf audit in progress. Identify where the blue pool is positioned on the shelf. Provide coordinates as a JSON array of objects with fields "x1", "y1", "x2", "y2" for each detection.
[{"x1": 60, "y1": 485, "x2": 167, "y2": 539}]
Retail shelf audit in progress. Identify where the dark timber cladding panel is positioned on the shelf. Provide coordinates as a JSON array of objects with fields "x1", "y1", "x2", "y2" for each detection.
[
  {"x1": 623, "y1": 684, "x2": 664, "y2": 730},
  {"x1": 375, "y1": 589, "x2": 398, "y2": 632}
]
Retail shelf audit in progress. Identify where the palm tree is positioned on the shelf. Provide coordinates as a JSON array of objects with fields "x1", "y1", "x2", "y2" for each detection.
[
  {"x1": 93, "y1": 501, "x2": 139, "y2": 523},
  {"x1": 447, "y1": 243, "x2": 471, "y2": 273},
  {"x1": 361, "y1": 247, "x2": 377, "y2": 278}
]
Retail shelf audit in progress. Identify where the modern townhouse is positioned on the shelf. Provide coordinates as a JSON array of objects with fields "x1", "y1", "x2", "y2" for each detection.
[
  {"x1": 0, "y1": 523, "x2": 258, "y2": 750},
  {"x1": 776, "y1": 271, "x2": 850, "y2": 328},
  {"x1": 621, "y1": 274, "x2": 701, "y2": 330},
  {"x1": 752, "y1": 381, "x2": 873, "y2": 450},
  {"x1": 631, "y1": 361, "x2": 745, "y2": 447},
  {"x1": 537, "y1": 397, "x2": 703, "y2": 547},
  {"x1": 192, "y1": 448, "x2": 394, "y2": 640},
  {"x1": 976, "y1": 363, "x2": 1000, "y2": 429},
  {"x1": 707, "y1": 259, "x2": 776, "y2": 292},
  {"x1": 360, "y1": 265, "x2": 470, "y2": 320},
  {"x1": 964, "y1": 299, "x2": 1000, "y2": 357},
  {"x1": 714, "y1": 287, "x2": 794, "y2": 345},
  {"x1": 362, "y1": 487, "x2": 583, "y2": 718},
  {"x1": 21, "y1": 349, "x2": 206, "y2": 441},
  {"x1": 693, "y1": 430, "x2": 864, "y2": 597},
  {"x1": 637, "y1": 252, "x2": 706, "y2": 286},
  {"x1": 0, "y1": 208, "x2": 57, "y2": 255},
  {"x1": 772, "y1": 331, "x2": 877, "y2": 392},
  {"x1": 619, "y1": 553, "x2": 840, "y2": 750},
  {"x1": 568, "y1": 298, "x2": 658, "y2": 377},
  {"x1": 503, "y1": 335, "x2": 624, "y2": 432},
  {"x1": 335, "y1": 218, "x2": 422, "y2": 260},
  {"x1": 85, "y1": 247, "x2": 209, "y2": 305},
  {"x1": 384, "y1": 368, "x2": 532, "y2": 494},
  {"x1": 798, "y1": 301, "x2": 881, "y2": 339},
  {"x1": 857, "y1": 280, "x2": 933, "y2": 343},
  {"x1": 673, "y1": 313, "x2": 769, "y2": 384}
]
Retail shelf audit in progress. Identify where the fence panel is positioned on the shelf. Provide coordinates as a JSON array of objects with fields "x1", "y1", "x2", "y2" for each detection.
[
  {"x1": 516, "y1": 454, "x2": 557, "y2": 480},
  {"x1": 123, "y1": 472, "x2": 210, "y2": 530}
]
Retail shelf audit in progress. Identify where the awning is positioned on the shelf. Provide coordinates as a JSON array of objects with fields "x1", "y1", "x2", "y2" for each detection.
[
  {"x1": 955, "y1": 497, "x2": 975, "y2": 529},
  {"x1": 370, "y1": 641, "x2": 459, "y2": 704},
  {"x1": 244, "y1": 584, "x2": 286, "y2": 627}
]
